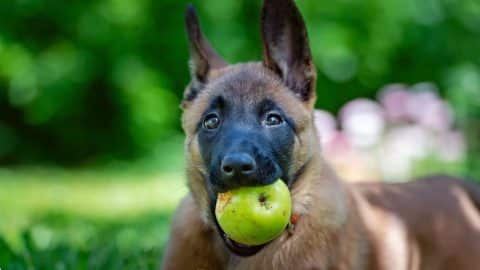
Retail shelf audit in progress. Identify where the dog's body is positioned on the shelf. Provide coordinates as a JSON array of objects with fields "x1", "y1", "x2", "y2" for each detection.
[
  {"x1": 161, "y1": 0, "x2": 480, "y2": 269},
  {"x1": 163, "y1": 162, "x2": 480, "y2": 270},
  {"x1": 357, "y1": 177, "x2": 480, "y2": 270}
]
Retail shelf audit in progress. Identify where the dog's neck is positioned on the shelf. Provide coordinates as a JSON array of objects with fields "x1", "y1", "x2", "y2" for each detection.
[
  {"x1": 289, "y1": 149, "x2": 350, "y2": 230},
  {"x1": 222, "y1": 153, "x2": 360, "y2": 268}
]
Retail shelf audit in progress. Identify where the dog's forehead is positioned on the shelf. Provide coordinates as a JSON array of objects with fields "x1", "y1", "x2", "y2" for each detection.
[
  {"x1": 208, "y1": 63, "x2": 284, "y2": 103},
  {"x1": 182, "y1": 63, "x2": 311, "y2": 134}
]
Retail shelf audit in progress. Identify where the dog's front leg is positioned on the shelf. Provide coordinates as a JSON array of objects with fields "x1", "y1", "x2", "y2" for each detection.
[{"x1": 161, "y1": 195, "x2": 227, "y2": 270}]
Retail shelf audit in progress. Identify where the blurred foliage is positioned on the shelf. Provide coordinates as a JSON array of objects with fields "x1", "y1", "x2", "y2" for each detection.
[
  {"x1": 0, "y1": 213, "x2": 170, "y2": 270},
  {"x1": 1, "y1": 1, "x2": 479, "y2": 268},
  {"x1": 445, "y1": 64, "x2": 480, "y2": 179},
  {"x1": 0, "y1": 0, "x2": 479, "y2": 165},
  {"x1": 0, "y1": 168, "x2": 185, "y2": 269}
]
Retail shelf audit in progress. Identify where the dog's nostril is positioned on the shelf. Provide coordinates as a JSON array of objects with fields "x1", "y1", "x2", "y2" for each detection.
[
  {"x1": 221, "y1": 153, "x2": 256, "y2": 179},
  {"x1": 223, "y1": 165, "x2": 234, "y2": 174},
  {"x1": 241, "y1": 164, "x2": 254, "y2": 172}
]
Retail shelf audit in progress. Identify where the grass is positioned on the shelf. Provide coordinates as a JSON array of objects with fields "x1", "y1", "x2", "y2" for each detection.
[
  {"x1": 0, "y1": 152, "x2": 477, "y2": 270},
  {"x1": 0, "y1": 166, "x2": 188, "y2": 270}
]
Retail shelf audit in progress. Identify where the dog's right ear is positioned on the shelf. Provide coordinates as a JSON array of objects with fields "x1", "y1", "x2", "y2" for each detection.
[
  {"x1": 261, "y1": 0, "x2": 317, "y2": 106},
  {"x1": 183, "y1": 4, "x2": 227, "y2": 106}
]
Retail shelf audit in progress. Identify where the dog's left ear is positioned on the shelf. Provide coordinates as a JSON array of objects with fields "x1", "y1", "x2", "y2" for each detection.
[
  {"x1": 183, "y1": 4, "x2": 227, "y2": 107},
  {"x1": 261, "y1": 0, "x2": 317, "y2": 105}
]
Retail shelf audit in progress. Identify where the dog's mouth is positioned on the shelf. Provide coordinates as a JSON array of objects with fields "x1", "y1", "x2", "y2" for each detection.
[
  {"x1": 210, "y1": 177, "x2": 291, "y2": 257},
  {"x1": 207, "y1": 159, "x2": 297, "y2": 257},
  {"x1": 211, "y1": 207, "x2": 270, "y2": 256},
  {"x1": 216, "y1": 221, "x2": 268, "y2": 256}
]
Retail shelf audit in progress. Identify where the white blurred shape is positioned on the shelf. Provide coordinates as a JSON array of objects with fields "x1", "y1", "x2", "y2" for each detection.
[
  {"x1": 314, "y1": 110, "x2": 337, "y2": 147},
  {"x1": 436, "y1": 130, "x2": 466, "y2": 162},
  {"x1": 379, "y1": 125, "x2": 434, "y2": 181},
  {"x1": 324, "y1": 131, "x2": 352, "y2": 158},
  {"x1": 340, "y1": 98, "x2": 385, "y2": 148},
  {"x1": 323, "y1": 131, "x2": 380, "y2": 182}
]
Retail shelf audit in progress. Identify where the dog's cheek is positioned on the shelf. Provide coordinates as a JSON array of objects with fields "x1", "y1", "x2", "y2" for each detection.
[
  {"x1": 186, "y1": 135, "x2": 212, "y2": 223},
  {"x1": 186, "y1": 135, "x2": 207, "y2": 175},
  {"x1": 181, "y1": 92, "x2": 213, "y2": 135},
  {"x1": 289, "y1": 127, "x2": 316, "y2": 177}
]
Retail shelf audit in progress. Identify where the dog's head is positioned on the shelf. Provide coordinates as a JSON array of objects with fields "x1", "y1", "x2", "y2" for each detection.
[{"x1": 181, "y1": 0, "x2": 319, "y2": 256}]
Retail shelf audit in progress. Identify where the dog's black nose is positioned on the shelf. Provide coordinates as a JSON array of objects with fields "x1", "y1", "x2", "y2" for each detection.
[{"x1": 221, "y1": 153, "x2": 256, "y2": 179}]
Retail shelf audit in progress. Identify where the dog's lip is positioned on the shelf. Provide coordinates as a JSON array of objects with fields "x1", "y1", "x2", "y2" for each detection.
[
  {"x1": 221, "y1": 231, "x2": 267, "y2": 257},
  {"x1": 212, "y1": 197, "x2": 287, "y2": 256},
  {"x1": 211, "y1": 206, "x2": 268, "y2": 257}
]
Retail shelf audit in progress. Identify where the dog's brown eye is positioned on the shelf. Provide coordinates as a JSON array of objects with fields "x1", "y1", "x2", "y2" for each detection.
[
  {"x1": 265, "y1": 113, "x2": 283, "y2": 126},
  {"x1": 203, "y1": 114, "x2": 220, "y2": 130}
]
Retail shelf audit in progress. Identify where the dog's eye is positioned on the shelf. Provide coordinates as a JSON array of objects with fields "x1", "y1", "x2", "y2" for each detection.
[
  {"x1": 203, "y1": 114, "x2": 221, "y2": 130},
  {"x1": 264, "y1": 113, "x2": 283, "y2": 126}
]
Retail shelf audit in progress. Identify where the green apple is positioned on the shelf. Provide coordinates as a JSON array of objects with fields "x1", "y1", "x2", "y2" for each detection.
[{"x1": 215, "y1": 179, "x2": 292, "y2": 246}]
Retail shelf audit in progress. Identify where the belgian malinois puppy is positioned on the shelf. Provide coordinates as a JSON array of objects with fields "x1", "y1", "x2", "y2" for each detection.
[{"x1": 162, "y1": 0, "x2": 480, "y2": 269}]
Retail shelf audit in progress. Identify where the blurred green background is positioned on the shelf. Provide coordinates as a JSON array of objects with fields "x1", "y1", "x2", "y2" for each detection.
[{"x1": 0, "y1": 0, "x2": 479, "y2": 269}]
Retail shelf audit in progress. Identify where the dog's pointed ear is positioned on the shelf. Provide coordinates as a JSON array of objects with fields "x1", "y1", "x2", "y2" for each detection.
[
  {"x1": 261, "y1": 0, "x2": 317, "y2": 105},
  {"x1": 183, "y1": 4, "x2": 227, "y2": 105}
]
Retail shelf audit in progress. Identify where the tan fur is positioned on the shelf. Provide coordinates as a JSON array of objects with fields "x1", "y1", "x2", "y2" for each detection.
[
  {"x1": 162, "y1": 62, "x2": 375, "y2": 269},
  {"x1": 356, "y1": 177, "x2": 480, "y2": 270},
  {"x1": 182, "y1": 63, "x2": 316, "y2": 223},
  {"x1": 162, "y1": 63, "x2": 480, "y2": 269},
  {"x1": 161, "y1": 196, "x2": 228, "y2": 270}
]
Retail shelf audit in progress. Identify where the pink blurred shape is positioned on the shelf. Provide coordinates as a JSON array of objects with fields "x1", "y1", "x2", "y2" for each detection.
[
  {"x1": 378, "y1": 84, "x2": 411, "y2": 122},
  {"x1": 323, "y1": 131, "x2": 380, "y2": 182},
  {"x1": 313, "y1": 82, "x2": 464, "y2": 182},
  {"x1": 324, "y1": 131, "x2": 352, "y2": 158},
  {"x1": 406, "y1": 83, "x2": 453, "y2": 131},
  {"x1": 418, "y1": 99, "x2": 453, "y2": 131},
  {"x1": 339, "y1": 98, "x2": 385, "y2": 148}
]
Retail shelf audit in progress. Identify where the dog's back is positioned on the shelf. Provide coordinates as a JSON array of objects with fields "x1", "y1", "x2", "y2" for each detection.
[{"x1": 355, "y1": 176, "x2": 480, "y2": 270}]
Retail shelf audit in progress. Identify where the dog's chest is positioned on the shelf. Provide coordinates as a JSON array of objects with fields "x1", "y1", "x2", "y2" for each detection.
[
  {"x1": 221, "y1": 227, "x2": 371, "y2": 270},
  {"x1": 223, "y1": 239, "x2": 332, "y2": 270}
]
